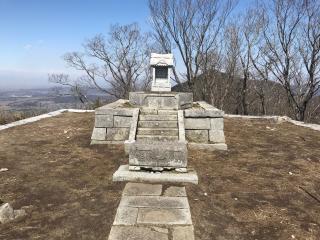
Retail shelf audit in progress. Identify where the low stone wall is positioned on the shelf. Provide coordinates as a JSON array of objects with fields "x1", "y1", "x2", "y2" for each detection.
[
  {"x1": 91, "y1": 100, "x2": 138, "y2": 144},
  {"x1": 184, "y1": 101, "x2": 227, "y2": 150}
]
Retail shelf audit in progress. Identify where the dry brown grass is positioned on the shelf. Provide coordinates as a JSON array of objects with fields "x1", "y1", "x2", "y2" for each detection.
[
  {"x1": 0, "y1": 113, "x2": 319, "y2": 239},
  {"x1": 0, "y1": 110, "x2": 47, "y2": 125}
]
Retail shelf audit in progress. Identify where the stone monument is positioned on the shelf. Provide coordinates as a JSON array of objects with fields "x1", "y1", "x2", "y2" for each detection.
[
  {"x1": 91, "y1": 53, "x2": 227, "y2": 183},
  {"x1": 150, "y1": 53, "x2": 173, "y2": 92}
]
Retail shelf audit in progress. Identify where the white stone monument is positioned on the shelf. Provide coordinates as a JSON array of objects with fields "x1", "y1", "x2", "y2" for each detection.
[{"x1": 150, "y1": 53, "x2": 173, "y2": 92}]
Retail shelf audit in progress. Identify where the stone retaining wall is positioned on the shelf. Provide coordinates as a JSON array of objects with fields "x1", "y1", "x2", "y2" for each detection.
[
  {"x1": 91, "y1": 100, "x2": 138, "y2": 144},
  {"x1": 184, "y1": 101, "x2": 227, "y2": 150}
]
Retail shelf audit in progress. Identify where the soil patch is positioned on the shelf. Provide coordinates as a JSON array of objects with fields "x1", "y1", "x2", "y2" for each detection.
[{"x1": 1, "y1": 114, "x2": 320, "y2": 239}]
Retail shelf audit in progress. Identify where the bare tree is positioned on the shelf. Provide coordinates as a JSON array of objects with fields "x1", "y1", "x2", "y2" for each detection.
[
  {"x1": 149, "y1": 0, "x2": 236, "y2": 89},
  {"x1": 258, "y1": 0, "x2": 320, "y2": 121},
  {"x1": 48, "y1": 74, "x2": 90, "y2": 104},
  {"x1": 298, "y1": 0, "x2": 320, "y2": 121},
  {"x1": 50, "y1": 23, "x2": 151, "y2": 100}
]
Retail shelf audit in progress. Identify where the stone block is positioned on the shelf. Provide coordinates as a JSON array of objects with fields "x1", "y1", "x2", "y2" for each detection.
[
  {"x1": 185, "y1": 130, "x2": 208, "y2": 143},
  {"x1": 177, "y1": 110, "x2": 186, "y2": 141},
  {"x1": 119, "y1": 196, "x2": 189, "y2": 209},
  {"x1": 184, "y1": 118, "x2": 210, "y2": 129},
  {"x1": 95, "y1": 114, "x2": 113, "y2": 128},
  {"x1": 108, "y1": 226, "x2": 168, "y2": 240},
  {"x1": 139, "y1": 114, "x2": 177, "y2": 121},
  {"x1": 137, "y1": 208, "x2": 192, "y2": 225},
  {"x1": 129, "y1": 141, "x2": 187, "y2": 168},
  {"x1": 188, "y1": 143, "x2": 227, "y2": 151},
  {"x1": 158, "y1": 109, "x2": 177, "y2": 115},
  {"x1": 114, "y1": 116, "x2": 132, "y2": 127},
  {"x1": 163, "y1": 186, "x2": 187, "y2": 197},
  {"x1": 106, "y1": 128, "x2": 129, "y2": 141},
  {"x1": 138, "y1": 120, "x2": 178, "y2": 128},
  {"x1": 209, "y1": 130, "x2": 225, "y2": 143},
  {"x1": 113, "y1": 207, "x2": 138, "y2": 225},
  {"x1": 96, "y1": 108, "x2": 134, "y2": 116},
  {"x1": 129, "y1": 92, "x2": 193, "y2": 110},
  {"x1": 172, "y1": 226, "x2": 195, "y2": 240},
  {"x1": 140, "y1": 108, "x2": 158, "y2": 115},
  {"x1": 123, "y1": 183, "x2": 162, "y2": 196},
  {"x1": 146, "y1": 96, "x2": 177, "y2": 109},
  {"x1": 128, "y1": 109, "x2": 139, "y2": 141},
  {"x1": 136, "y1": 135, "x2": 179, "y2": 142},
  {"x1": 91, "y1": 128, "x2": 106, "y2": 140},
  {"x1": 113, "y1": 165, "x2": 199, "y2": 184},
  {"x1": 210, "y1": 118, "x2": 224, "y2": 130},
  {"x1": 178, "y1": 92, "x2": 193, "y2": 109},
  {"x1": 137, "y1": 128, "x2": 178, "y2": 136}
]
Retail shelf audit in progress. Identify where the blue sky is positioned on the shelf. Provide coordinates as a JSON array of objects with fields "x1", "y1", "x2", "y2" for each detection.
[{"x1": 0, "y1": 0, "x2": 251, "y2": 89}]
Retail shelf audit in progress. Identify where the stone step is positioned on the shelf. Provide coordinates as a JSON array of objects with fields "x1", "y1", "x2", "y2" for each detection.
[
  {"x1": 136, "y1": 135, "x2": 179, "y2": 142},
  {"x1": 138, "y1": 121, "x2": 178, "y2": 128},
  {"x1": 158, "y1": 110, "x2": 177, "y2": 115},
  {"x1": 140, "y1": 108, "x2": 158, "y2": 115},
  {"x1": 139, "y1": 114, "x2": 177, "y2": 121},
  {"x1": 137, "y1": 128, "x2": 178, "y2": 136}
]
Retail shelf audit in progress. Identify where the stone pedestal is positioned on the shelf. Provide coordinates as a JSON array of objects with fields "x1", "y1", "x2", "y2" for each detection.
[{"x1": 129, "y1": 92, "x2": 193, "y2": 110}]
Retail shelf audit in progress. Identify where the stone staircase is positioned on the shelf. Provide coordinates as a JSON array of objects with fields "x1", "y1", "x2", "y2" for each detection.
[
  {"x1": 128, "y1": 108, "x2": 188, "y2": 172},
  {"x1": 136, "y1": 109, "x2": 179, "y2": 142}
]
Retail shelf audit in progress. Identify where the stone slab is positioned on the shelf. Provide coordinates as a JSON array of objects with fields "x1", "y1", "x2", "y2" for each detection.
[
  {"x1": 113, "y1": 165, "x2": 198, "y2": 184},
  {"x1": 184, "y1": 118, "x2": 210, "y2": 129},
  {"x1": 108, "y1": 226, "x2": 168, "y2": 240},
  {"x1": 136, "y1": 135, "x2": 179, "y2": 142},
  {"x1": 209, "y1": 130, "x2": 225, "y2": 143},
  {"x1": 113, "y1": 207, "x2": 138, "y2": 226},
  {"x1": 163, "y1": 186, "x2": 187, "y2": 197},
  {"x1": 119, "y1": 196, "x2": 189, "y2": 209},
  {"x1": 91, "y1": 128, "x2": 106, "y2": 140},
  {"x1": 95, "y1": 114, "x2": 113, "y2": 127},
  {"x1": 172, "y1": 226, "x2": 195, "y2": 240},
  {"x1": 129, "y1": 92, "x2": 193, "y2": 110},
  {"x1": 139, "y1": 115, "x2": 177, "y2": 121},
  {"x1": 106, "y1": 128, "x2": 129, "y2": 141},
  {"x1": 123, "y1": 183, "x2": 162, "y2": 196},
  {"x1": 184, "y1": 109, "x2": 224, "y2": 118},
  {"x1": 140, "y1": 108, "x2": 158, "y2": 115},
  {"x1": 188, "y1": 142, "x2": 227, "y2": 151},
  {"x1": 185, "y1": 129, "x2": 208, "y2": 143},
  {"x1": 96, "y1": 108, "x2": 134, "y2": 116},
  {"x1": 127, "y1": 109, "x2": 139, "y2": 142},
  {"x1": 137, "y1": 128, "x2": 178, "y2": 136},
  {"x1": 158, "y1": 109, "x2": 177, "y2": 115},
  {"x1": 128, "y1": 141, "x2": 187, "y2": 168},
  {"x1": 137, "y1": 208, "x2": 192, "y2": 225},
  {"x1": 177, "y1": 110, "x2": 186, "y2": 141},
  {"x1": 91, "y1": 140, "x2": 123, "y2": 145},
  {"x1": 210, "y1": 118, "x2": 224, "y2": 130},
  {"x1": 138, "y1": 121, "x2": 178, "y2": 128},
  {"x1": 114, "y1": 116, "x2": 132, "y2": 127}
]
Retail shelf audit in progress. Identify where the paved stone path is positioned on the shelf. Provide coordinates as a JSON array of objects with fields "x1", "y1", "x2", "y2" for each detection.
[{"x1": 108, "y1": 183, "x2": 194, "y2": 240}]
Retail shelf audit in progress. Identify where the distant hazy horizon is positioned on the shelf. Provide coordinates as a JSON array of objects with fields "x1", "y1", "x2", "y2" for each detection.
[{"x1": 0, "y1": 0, "x2": 252, "y2": 90}]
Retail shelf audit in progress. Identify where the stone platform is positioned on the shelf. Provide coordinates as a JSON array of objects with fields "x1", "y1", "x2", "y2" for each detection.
[
  {"x1": 113, "y1": 165, "x2": 198, "y2": 184},
  {"x1": 129, "y1": 92, "x2": 193, "y2": 110},
  {"x1": 108, "y1": 182, "x2": 194, "y2": 240}
]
